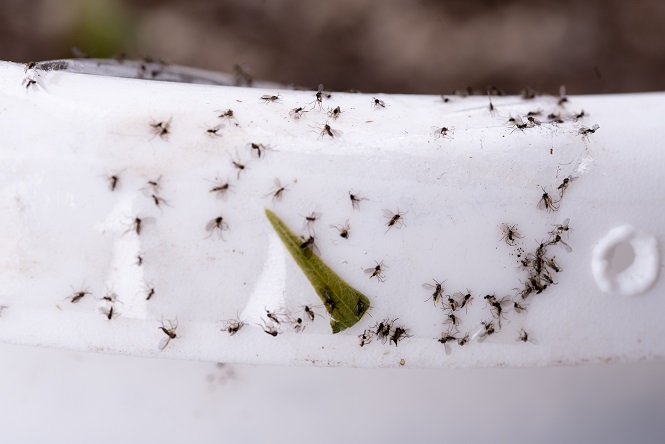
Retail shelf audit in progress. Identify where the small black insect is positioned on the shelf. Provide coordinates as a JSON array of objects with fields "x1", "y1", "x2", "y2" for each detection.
[
  {"x1": 441, "y1": 95, "x2": 450, "y2": 103},
  {"x1": 372, "y1": 97, "x2": 386, "y2": 108},
  {"x1": 390, "y1": 325, "x2": 410, "y2": 347},
  {"x1": 260, "y1": 321, "x2": 280, "y2": 337},
  {"x1": 383, "y1": 208, "x2": 406, "y2": 233},
  {"x1": 423, "y1": 279, "x2": 444, "y2": 305},
  {"x1": 303, "y1": 305, "x2": 317, "y2": 322},
  {"x1": 550, "y1": 218, "x2": 571, "y2": 237},
  {"x1": 208, "y1": 178, "x2": 231, "y2": 199},
  {"x1": 455, "y1": 290, "x2": 474, "y2": 311},
  {"x1": 572, "y1": 110, "x2": 586, "y2": 121},
  {"x1": 158, "y1": 318, "x2": 178, "y2": 350},
  {"x1": 290, "y1": 107, "x2": 308, "y2": 119},
  {"x1": 319, "y1": 122, "x2": 340, "y2": 139},
  {"x1": 438, "y1": 332, "x2": 457, "y2": 355},
  {"x1": 144, "y1": 176, "x2": 162, "y2": 194},
  {"x1": 150, "y1": 119, "x2": 171, "y2": 139},
  {"x1": 359, "y1": 329, "x2": 374, "y2": 347},
  {"x1": 222, "y1": 317, "x2": 245, "y2": 336},
  {"x1": 249, "y1": 142, "x2": 272, "y2": 158},
  {"x1": 312, "y1": 84, "x2": 332, "y2": 109},
  {"x1": 303, "y1": 212, "x2": 322, "y2": 232},
  {"x1": 547, "y1": 112, "x2": 565, "y2": 124},
  {"x1": 322, "y1": 287, "x2": 336, "y2": 312},
  {"x1": 476, "y1": 321, "x2": 496, "y2": 343},
  {"x1": 349, "y1": 191, "x2": 367, "y2": 210},
  {"x1": 135, "y1": 255, "x2": 144, "y2": 267},
  {"x1": 527, "y1": 115, "x2": 541, "y2": 126},
  {"x1": 330, "y1": 220, "x2": 351, "y2": 239},
  {"x1": 100, "y1": 305, "x2": 117, "y2": 320},
  {"x1": 300, "y1": 234, "x2": 318, "y2": 256},
  {"x1": 267, "y1": 178, "x2": 288, "y2": 202},
  {"x1": 444, "y1": 295, "x2": 458, "y2": 312},
  {"x1": 260, "y1": 94, "x2": 280, "y2": 103},
  {"x1": 231, "y1": 159, "x2": 247, "y2": 179},
  {"x1": 432, "y1": 126, "x2": 453, "y2": 140},
  {"x1": 545, "y1": 256, "x2": 562, "y2": 273},
  {"x1": 513, "y1": 300, "x2": 528, "y2": 314},
  {"x1": 374, "y1": 318, "x2": 395, "y2": 343},
  {"x1": 527, "y1": 110, "x2": 542, "y2": 117},
  {"x1": 487, "y1": 92, "x2": 496, "y2": 115},
  {"x1": 145, "y1": 286, "x2": 156, "y2": 301},
  {"x1": 364, "y1": 260, "x2": 387, "y2": 283},
  {"x1": 444, "y1": 313, "x2": 460, "y2": 328},
  {"x1": 106, "y1": 174, "x2": 120, "y2": 191},
  {"x1": 518, "y1": 328, "x2": 536, "y2": 343},
  {"x1": 557, "y1": 175, "x2": 577, "y2": 198},
  {"x1": 547, "y1": 234, "x2": 573, "y2": 252},
  {"x1": 22, "y1": 77, "x2": 37, "y2": 90},
  {"x1": 217, "y1": 109, "x2": 238, "y2": 124},
  {"x1": 457, "y1": 333, "x2": 470, "y2": 346},
  {"x1": 354, "y1": 299, "x2": 367, "y2": 317},
  {"x1": 500, "y1": 223, "x2": 523, "y2": 246},
  {"x1": 151, "y1": 194, "x2": 169, "y2": 208},
  {"x1": 537, "y1": 186, "x2": 560, "y2": 212},
  {"x1": 328, "y1": 106, "x2": 342, "y2": 120},
  {"x1": 578, "y1": 124, "x2": 600, "y2": 139},
  {"x1": 205, "y1": 124, "x2": 223, "y2": 137},
  {"x1": 509, "y1": 115, "x2": 531, "y2": 132},
  {"x1": 206, "y1": 216, "x2": 230, "y2": 240},
  {"x1": 265, "y1": 307, "x2": 284, "y2": 325},
  {"x1": 290, "y1": 317, "x2": 306, "y2": 333},
  {"x1": 24, "y1": 61, "x2": 37, "y2": 72},
  {"x1": 68, "y1": 287, "x2": 91, "y2": 304},
  {"x1": 557, "y1": 85, "x2": 568, "y2": 106}
]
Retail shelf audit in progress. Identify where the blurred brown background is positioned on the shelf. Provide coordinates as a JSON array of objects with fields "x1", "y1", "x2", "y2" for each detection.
[{"x1": 1, "y1": 0, "x2": 664, "y2": 94}]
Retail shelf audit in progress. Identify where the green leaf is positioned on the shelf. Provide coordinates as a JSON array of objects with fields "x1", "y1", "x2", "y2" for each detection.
[{"x1": 265, "y1": 208, "x2": 370, "y2": 333}]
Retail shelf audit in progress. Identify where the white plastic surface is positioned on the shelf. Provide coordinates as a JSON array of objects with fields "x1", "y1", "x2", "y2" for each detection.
[{"x1": 0, "y1": 60, "x2": 663, "y2": 368}]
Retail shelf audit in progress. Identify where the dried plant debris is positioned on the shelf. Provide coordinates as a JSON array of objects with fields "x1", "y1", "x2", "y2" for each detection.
[{"x1": 265, "y1": 209, "x2": 370, "y2": 333}]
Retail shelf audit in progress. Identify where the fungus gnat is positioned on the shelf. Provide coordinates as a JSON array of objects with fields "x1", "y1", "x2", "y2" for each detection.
[
  {"x1": 290, "y1": 107, "x2": 308, "y2": 119},
  {"x1": 260, "y1": 321, "x2": 279, "y2": 337},
  {"x1": 578, "y1": 124, "x2": 600, "y2": 140},
  {"x1": 432, "y1": 126, "x2": 454, "y2": 140},
  {"x1": 454, "y1": 290, "x2": 474, "y2": 312},
  {"x1": 546, "y1": 256, "x2": 562, "y2": 273},
  {"x1": 291, "y1": 316, "x2": 306, "y2": 333},
  {"x1": 125, "y1": 216, "x2": 154, "y2": 236},
  {"x1": 457, "y1": 333, "x2": 470, "y2": 346},
  {"x1": 374, "y1": 318, "x2": 395, "y2": 343},
  {"x1": 513, "y1": 300, "x2": 528, "y2": 314},
  {"x1": 475, "y1": 321, "x2": 497, "y2": 343},
  {"x1": 106, "y1": 174, "x2": 120, "y2": 191},
  {"x1": 444, "y1": 313, "x2": 460, "y2": 328},
  {"x1": 550, "y1": 218, "x2": 571, "y2": 237},
  {"x1": 231, "y1": 159, "x2": 247, "y2": 179},
  {"x1": 330, "y1": 220, "x2": 351, "y2": 239},
  {"x1": 322, "y1": 287, "x2": 336, "y2": 312},
  {"x1": 150, "y1": 119, "x2": 171, "y2": 139},
  {"x1": 145, "y1": 286, "x2": 156, "y2": 301},
  {"x1": 518, "y1": 328, "x2": 537, "y2": 344},
  {"x1": 319, "y1": 122, "x2": 340, "y2": 139},
  {"x1": 143, "y1": 176, "x2": 162, "y2": 194},
  {"x1": 303, "y1": 305, "x2": 318, "y2": 322},
  {"x1": 303, "y1": 212, "x2": 322, "y2": 231},
  {"x1": 359, "y1": 329, "x2": 374, "y2": 347},
  {"x1": 500, "y1": 223, "x2": 523, "y2": 246},
  {"x1": 423, "y1": 279, "x2": 444, "y2": 305},
  {"x1": 260, "y1": 94, "x2": 280, "y2": 103},
  {"x1": 267, "y1": 178, "x2": 288, "y2": 202},
  {"x1": 487, "y1": 92, "x2": 496, "y2": 115},
  {"x1": 68, "y1": 287, "x2": 91, "y2": 304},
  {"x1": 354, "y1": 299, "x2": 368, "y2": 317},
  {"x1": 205, "y1": 124, "x2": 223, "y2": 137},
  {"x1": 22, "y1": 77, "x2": 37, "y2": 90},
  {"x1": 349, "y1": 191, "x2": 367, "y2": 210},
  {"x1": 299, "y1": 235, "x2": 318, "y2": 256},
  {"x1": 547, "y1": 234, "x2": 573, "y2": 252},
  {"x1": 372, "y1": 97, "x2": 386, "y2": 108},
  {"x1": 221, "y1": 317, "x2": 245, "y2": 336},
  {"x1": 390, "y1": 325, "x2": 410, "y2": 346},
  {"x1": 249, "y1": 142, "x2": 272, "y2": 158},
  {"x1": 312, "y1": 84, "x2": 332, "y2": 109},
  {"x1": 557, "y1": 85, "x2": 568, "y2": 106},
  {"x1": 557, "y1": 175, "x2": 577, "y2": 198},
  {"x1": 573, "y1": 110, "x2": 587, "y2": 121},
  {"x1": 135, "y1": 255, "x2": 144, "y2": 267},
  {"x1": 364, "y1": 260, "x2": 387, "y2": 282},
  {"x1": 206, "y1": 216, "x2": 230, "y2": 240},
  {"x1": 217, "y1": 109, "x2": 238, "y2": 125},
  {"x1": 384, "y1": 208, "x2": 406, "y2": 233},
  {"x1": 537, "y1": 187, "x2": 560, "y2": 212},
  {"x1": 328, "y1": 106, "x2": 342, "y2": 120},
  {"x1": 158, "y1": 318, "x2": 178, "y2": 350},
  {"x1": 438, "y1": 332, "x2": 457, "y2": 354},
  {"x1": 151, "y1": 194, "x2": 169, "y2": 208},
  {"x1": 208, "y1": 178, "x2": 232, "y2": 199}
]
